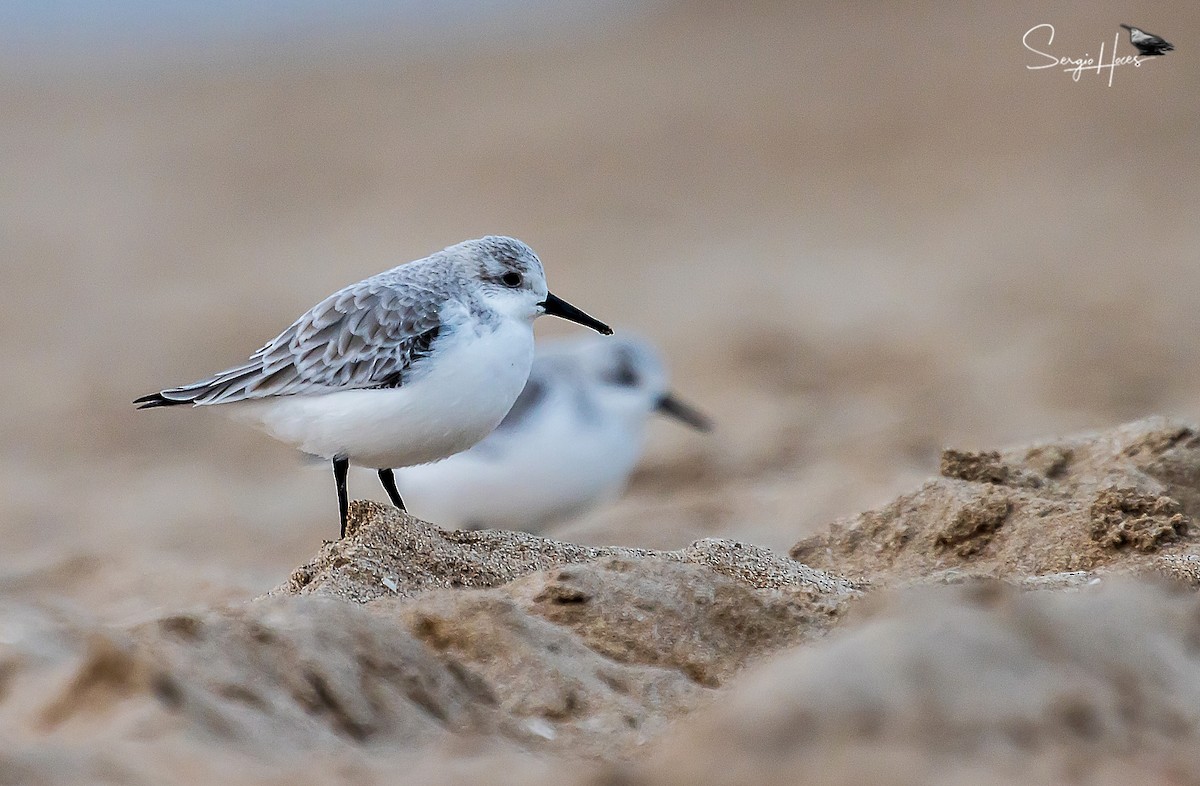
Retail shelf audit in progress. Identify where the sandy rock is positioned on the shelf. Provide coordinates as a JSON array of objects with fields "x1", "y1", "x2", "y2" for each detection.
[
  {"x1": 396, "y1": 587, "x2": 702, "y2": 756},
  {"x1": 618, "y1": 580, "x2": 1200, "y2": 786},
  {"x1": 279, "y1": 500, "x2": 856, "y2": 602},
  {"x1": 505, "y1": 556, "x2": 835, "y2": 688},
  {"x1": 0, "y1": 509, "x2": 855, "y2": 783},
  {"x1": 792, "y1": 418, "x2": 1200, "y2": 582},
  {"x1": 134, "y1": 597, "x2": 505, "y2": 750},
  {"x1": 1153, "y1": 554, "x2": 1200, "y2": 587}
]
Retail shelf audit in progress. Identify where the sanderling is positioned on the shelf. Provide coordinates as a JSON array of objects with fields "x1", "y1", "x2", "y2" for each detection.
[
  {"x1": 135, "y1": 236, "x2": 612, "y2": 537},
  {"x1": 392, "y1": 333, "x2": 710, "y2": 531}
]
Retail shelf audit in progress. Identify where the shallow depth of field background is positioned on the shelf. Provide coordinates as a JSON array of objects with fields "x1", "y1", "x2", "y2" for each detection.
[{"x1": 0, "y1": 0, "x2": 1196, "y2": 620}]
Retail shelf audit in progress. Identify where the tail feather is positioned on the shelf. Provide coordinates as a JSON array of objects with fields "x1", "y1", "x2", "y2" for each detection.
[
  {"x1": 133, "y1": 391, "x2": 193, "y2": 409},
  {"x1": 134, "y1": 366, "x2": 263, "y2": 409}
]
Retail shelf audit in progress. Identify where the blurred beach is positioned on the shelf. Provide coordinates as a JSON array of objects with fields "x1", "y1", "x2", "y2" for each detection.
[{"x1": 1, "y1": 2, "x2": 1199, "y2": 779}]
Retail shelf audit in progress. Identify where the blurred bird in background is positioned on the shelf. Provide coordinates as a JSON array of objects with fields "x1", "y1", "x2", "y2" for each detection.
[{"x1": 394, "y1": 334, "x2": 711, "y2": 531}]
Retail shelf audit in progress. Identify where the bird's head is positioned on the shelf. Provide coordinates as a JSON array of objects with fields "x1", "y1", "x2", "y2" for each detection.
[
  {"x1": 459, "y1": 235, "x2": 610, "y2": 334},
  {"x1": 546, "y1": 335, "x2": 711, "y2": 432}
]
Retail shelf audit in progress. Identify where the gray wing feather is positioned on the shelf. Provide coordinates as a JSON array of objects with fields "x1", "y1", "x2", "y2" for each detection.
[{"x1": 153, "y1": 271, "x2": 448, "y2": 406}]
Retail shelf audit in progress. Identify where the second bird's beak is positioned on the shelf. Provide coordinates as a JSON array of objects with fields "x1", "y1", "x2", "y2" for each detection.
[
  {"x1": 655, "y1": 393, "x2": 712, "y2": 431},
  {"x1": 540, "y1": 292, "x2": 613, "y2": 335}
]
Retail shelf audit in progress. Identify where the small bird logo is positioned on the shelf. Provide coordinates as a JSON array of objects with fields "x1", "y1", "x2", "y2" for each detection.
[{"x1": 1120, "y1": 24, "x2": 1174, "y2": 57}]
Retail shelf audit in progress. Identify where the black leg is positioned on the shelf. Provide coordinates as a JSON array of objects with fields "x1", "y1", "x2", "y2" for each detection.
[
  {"x1": 333, "y1": 457, "x2": 349, "y2": 538},
  {"x1": 377, "y1": 468, "x2": 406, "y2": 511}
]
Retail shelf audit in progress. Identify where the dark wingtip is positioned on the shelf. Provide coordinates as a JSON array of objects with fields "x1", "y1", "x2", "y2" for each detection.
[{"x1": 134, "y1": 392, "x2": 188, "y2": 409}]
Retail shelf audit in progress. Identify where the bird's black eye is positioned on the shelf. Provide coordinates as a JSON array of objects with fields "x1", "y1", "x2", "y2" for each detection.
[
  {"x1": 501, "y1": 272, "x2": 522, "y2": 287},
  {"x1": 608, "y1": 360, "x2": 639, "y2": 387}
]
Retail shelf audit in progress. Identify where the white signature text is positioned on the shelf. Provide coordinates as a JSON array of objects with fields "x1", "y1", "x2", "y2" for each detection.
[{"x1": 1023, "y1": 24, "x2": 1146, "y2": 86}]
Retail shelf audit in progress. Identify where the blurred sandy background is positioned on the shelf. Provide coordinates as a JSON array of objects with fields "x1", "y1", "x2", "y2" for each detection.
[{"x1": 0, "y1": 0, "x2": 1197, "y2": 622}]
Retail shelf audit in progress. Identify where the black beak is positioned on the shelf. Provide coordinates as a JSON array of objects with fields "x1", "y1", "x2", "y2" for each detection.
[
  {"x1": 540, "y1": 292, "x2": 613, "y2": 335},
  {"x1": 655, "y1": 393, "x2": 712, "y2": 431}
]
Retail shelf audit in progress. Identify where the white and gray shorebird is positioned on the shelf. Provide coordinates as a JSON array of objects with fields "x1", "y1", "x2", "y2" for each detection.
[
  {"x1": 391, "y1": 334, "x2": 710, "y2": 531},
  {"x1": 135, "y1": 236, "x2": 612, "y2": 537},
  {"x1": 1120, "y1": 24, "x2": 1174, "y2": 57}
]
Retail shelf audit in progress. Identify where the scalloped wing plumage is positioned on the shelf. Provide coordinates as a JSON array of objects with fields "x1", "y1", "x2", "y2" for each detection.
[{"x1": 137, "y1": 269, "x2": 450, "y2": 407}]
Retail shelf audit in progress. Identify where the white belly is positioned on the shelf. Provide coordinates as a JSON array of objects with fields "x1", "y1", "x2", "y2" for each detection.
[{"x1": 226, "y1": 320, "x2": 535, "y2": 468}]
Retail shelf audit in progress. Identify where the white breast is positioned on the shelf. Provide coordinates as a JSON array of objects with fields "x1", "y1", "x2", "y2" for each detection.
[{"x1": 227, "y1": 318, "x2": 536, "y2": 468}]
